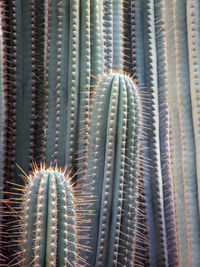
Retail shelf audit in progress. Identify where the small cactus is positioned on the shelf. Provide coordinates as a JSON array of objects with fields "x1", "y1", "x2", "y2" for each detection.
[{"x1": 6, "y1": 165, "x2": 89, "y2": 266}]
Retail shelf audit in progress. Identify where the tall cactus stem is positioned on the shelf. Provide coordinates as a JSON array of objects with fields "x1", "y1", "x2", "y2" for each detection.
[
  {"x1": 172, "y1": 0, "x2": 200, "y2": 265},
  {"x1": 186, "y1": 0, "x2": 200, "y2": 218},
  {"x1": 85, "y1": 73, "x2": 141, "y2": 266}
]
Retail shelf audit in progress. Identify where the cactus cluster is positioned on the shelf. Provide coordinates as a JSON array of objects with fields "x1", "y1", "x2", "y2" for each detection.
[{"x1": 0, "y1": 0, "x2": 200, "y2": 266}]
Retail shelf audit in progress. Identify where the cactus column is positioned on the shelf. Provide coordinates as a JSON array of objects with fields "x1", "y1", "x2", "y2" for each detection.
[
  {"x1": 8, "y1": 166, "x2": 87, "y2": 267},
  {"x1": 83, "y1": 73, "x2": 141, "y2": 266}
]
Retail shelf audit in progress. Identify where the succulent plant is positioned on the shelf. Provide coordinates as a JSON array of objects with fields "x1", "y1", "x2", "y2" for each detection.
[
  {"x1": 0, "y1": 0, "x2": 200, "y2": 266},
  {"x1": 4, "y1": 165, "x2": 90, "y2": 267},
  {"x1": 82, "y1": 72, "x2": 141, "y2": 266}
]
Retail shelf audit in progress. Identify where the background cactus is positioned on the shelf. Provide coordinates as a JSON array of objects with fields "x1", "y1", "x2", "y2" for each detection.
[{"x1": 0, "y1": 0, "x2": 200, "y2": 266}]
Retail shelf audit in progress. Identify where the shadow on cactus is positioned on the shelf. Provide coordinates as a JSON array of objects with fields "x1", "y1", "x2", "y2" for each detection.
[{"x1": 3, "y1": 163, "x2": 91, "y2": 266}]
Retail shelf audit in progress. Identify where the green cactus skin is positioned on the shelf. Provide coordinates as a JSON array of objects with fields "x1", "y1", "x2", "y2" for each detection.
[
  {"x1": 167, "y1": 0, "x2": 200, "y2": 265},
  {"x1": 91, "y1": 0, "x2": 104, "y2": 82},
  {"x1": 154, "y1": 1, "x2": 179, "y2": 266},
  {"x1": 77, "y1": 0, "x2": 91, "y2": 174},
  {"x1": 103, "y1": 0, "x2": 124, "y2": 72},
  {"x1": 7, "y1": 166, "x2": 88, "y2": 266},
  {"x1": 1, "y1": 0, "x2": 32, "y2": 185},
  {"x1": 84, "y1": 73, "x2": 141, "y2": 266},
  {"x1": 187, "y1": 0, "x2": 200, "y2": 218},
  {"x1": 128, "y1": 0, "x2": 179, "y2": 265}
]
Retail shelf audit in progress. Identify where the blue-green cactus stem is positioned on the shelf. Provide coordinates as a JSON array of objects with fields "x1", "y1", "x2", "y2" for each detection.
[
  {"x1": 14, "y1": 167, "x2": 84, "y2": 266},
  {"x1": 171, "y1": 0, "x2": 200, "y2": 265},
  {"x1": 129, "y1": 2, "x2": 150, "y2": 265},
  {"x1": 85, "y1": 73, "x2": 141, "y2": 266},
  {"x1": 122, "y1": 0, "x2": 133, "y2": 73},
  {"x1": 65, "y1": 0, "x2": 80, "y2": 164},
  {"x1": 78, "y1": 0, "x2": 91, "y2": 174},
  {"x1": 103, "y1": 0, "x2": 123, "y2": 72},
  {"x1": 44, "y1": 0, "x2": 59, "y2": 165},
  {"x1": 13, "y1": 0, "x2": 35, "y2": 184},
  {"x1": 186, "y1": 0, "x2": 200, "y2": 217},
  {"x1": 143, "y1": 1, "x2": 168, "y2": 264},
  {"x1": 154, "y1": 0, "x2": 178, "y2": 265},
  {"x1": 113, "y1": 0, "x2": 123, "y2": 71},
  {"x1": 91, "y1": 0, "x2": 104, "y2": 82},
  {"x1": 164, "y1": 0, "x2": 189, "y2": 266},
  {"x1": 54, "y1": 0, "x2": 70, "y2": 165},
  {"x1": 103, "y1": 0, "x2": 113, "y2": 71}
]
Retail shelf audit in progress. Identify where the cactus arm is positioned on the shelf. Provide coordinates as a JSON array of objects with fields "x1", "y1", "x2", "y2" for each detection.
[
  {"x1": 55, "y1": 0, "x2": 70, "y2": 165},
  {"x1": 186, "y1": 0, "x2": 200, "y2": 217},
  {"x1": 113, "y1": 0, "x2": 123, "y2": 71},
  {"x1": 173, "y1": 0, "x2": 200, "y2": 265},
  {"x1": 65, "y1": 0, "x2": 80, "y2": 163}
]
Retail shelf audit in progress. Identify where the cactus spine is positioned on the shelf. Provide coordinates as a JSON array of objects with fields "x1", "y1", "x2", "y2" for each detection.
[
  {"x1": 84, "y1": 73, "x2": 141, "y2": 266},
  {"x1": 8, "y1": 166, "x2": 87, "y2": 266}
]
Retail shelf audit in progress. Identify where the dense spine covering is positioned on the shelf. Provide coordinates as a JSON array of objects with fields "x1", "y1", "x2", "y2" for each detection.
[
  {"x1": 128, "y1": 0, "x2": 179, "y2": 265},
  {"x1": 84, "y1": 73, "x2": 141, "y2": 266},
  {"x1": 1, "y1": 1, "x2": 200, "y2": 266},
  {"x1": 6, "y1": 166, "x2": 88, "y2": 266}
]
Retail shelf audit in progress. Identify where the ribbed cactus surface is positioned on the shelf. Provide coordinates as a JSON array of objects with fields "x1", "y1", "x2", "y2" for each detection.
[
  {"x1": 84, "y1": 73, "x2": 141, "y2": 266},
  {"x1": 9, "y1": 166, "x2": 86, "y2": 267},
  {"x1": 0, "y1": 0, "x2": 200, "y2": 266}
]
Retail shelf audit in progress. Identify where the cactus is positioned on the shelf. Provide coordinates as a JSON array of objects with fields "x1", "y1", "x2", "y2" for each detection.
[
  {"x1": 5, "y1": 165, "x2": 89, "y2": 266},
  {"x1": 164, "y1": 0, "x2": 200, "y2": 265},
  {"x1": 1, "y1": 0, "x2": 200, "y2": 266},
  {"x1": 83, "y1": 72, "x2": 141, "y2": 266}
]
